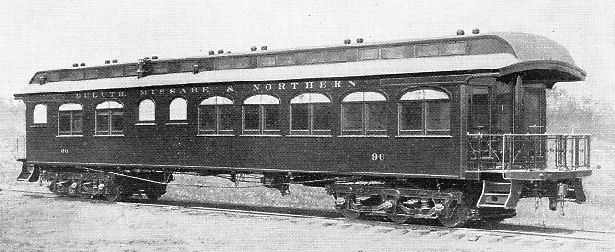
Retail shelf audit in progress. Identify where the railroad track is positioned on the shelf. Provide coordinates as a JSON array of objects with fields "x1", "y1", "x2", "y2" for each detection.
[{"x1": 3, "y1": 188, "x2": 614, "y2": 244}]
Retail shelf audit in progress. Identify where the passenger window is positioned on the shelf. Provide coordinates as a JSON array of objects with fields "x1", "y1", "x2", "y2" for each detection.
[
  {"x1": 290, "y1": 93, "x2": 331, "y2": 135},
  {"x1": 58, "y1": 103, "x2": 83, "y2": 135},
  {"x1": 138, "y1": 99, "x2": 156, "y2": 122},
  {"x1": 199, "y1": 96, "x2": 234, "y2": 135},
  {"x1": 95, "y1": 101, "x2": 124, "y2": 135},
  {"x1": 398, "y1": 89, "x2": 450, "y2": 135},
  {"x1": 341, "y1": 92, "x2": 387, "y2": 135},
  {"x1": 169, "y1": 98, "x2": 187, "y2": 121},
  {"x1": 242, "y1": 95, "x2": 280, "y2": 135},
  {"x1": 33, "y1": 104, "x2": 47, "y2": 124}
]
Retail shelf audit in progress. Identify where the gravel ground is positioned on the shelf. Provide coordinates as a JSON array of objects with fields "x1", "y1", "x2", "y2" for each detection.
[{"x1": 1, "y1": 186, "x2": 614, "y2": 252}]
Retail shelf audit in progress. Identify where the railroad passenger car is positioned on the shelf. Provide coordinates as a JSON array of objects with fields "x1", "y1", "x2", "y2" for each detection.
[{"x1": 15, "y1": 31, "x2": 592, "y2": 227}]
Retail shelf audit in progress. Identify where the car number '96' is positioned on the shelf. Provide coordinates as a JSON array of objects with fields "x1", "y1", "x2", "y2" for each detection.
[{"x1": 371, "y1": 153, "x2": 384, "y2": 161}]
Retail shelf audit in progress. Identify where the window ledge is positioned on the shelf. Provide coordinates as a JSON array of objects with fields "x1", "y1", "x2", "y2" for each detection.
[
  {"x1": 56, "y1": 135, "x2": 83, "y2": 138},
  {"x1": 197, "y1": 134, "x2": 235, "y2": 137},
  {"x1": 136, "y1": 122, "x2": 156, "y2": 126},
  {"x1": 396, "y1": 135, "x2": 452, "y2": 138},
  {"x1": 30, "y1": 124, "x2": 48, "y2": 128},
  {"x1": 94, "y1": 134, "x2": 125, "y2": 137},
  {"x1": 339, "y1": 135, "x2": 389, "y2": 138},
  {"x1": 165, "y1": 122, "x2": 189, "y2": 125},
  {"x1": 287, "y1": 135, "x2": 333, "y2": 138},
  {"x1": 241, "y1": 134, "x2": 282, "y2": 137}
]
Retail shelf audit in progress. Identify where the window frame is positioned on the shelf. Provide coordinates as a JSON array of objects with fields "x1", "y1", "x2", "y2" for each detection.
[
  {"x1": 137, "y1": 99, "x2": 156, "y2": 124},
  {"x1": 95, "y1": 101, "x2": 124, "y2": 136},
  {"x1": 289, "y1": 93, "x2": 332, "y2": 136},
  {"x1": 58, "y1": 103, "x2": 83, "y2": 136},
  {"x1": 32, "y1": 104, "x2": 48, "y2": 125},
  {"x1": 169, "y1": 97, "x2": 188, "y2": 122},
  {"x1": 198, "y1": 96, "x2": 234, "y2": 135},
  {"x1": 341, "y1": 91, "x2": 388, "y2": 136},
  {"x1": 242, "y1": 94, "x2": 280, "y2": 135},
  {"x1": 397, "y1": 88, "x2": 451, "y2": 136}
]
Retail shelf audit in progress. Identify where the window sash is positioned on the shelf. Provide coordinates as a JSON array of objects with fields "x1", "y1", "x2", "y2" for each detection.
[
  {"x1": 342, "y1": 102, "x2": 387, "y2": 135},
  {"x1": 96, "y1": 109, "x2": 123, "y2": 135}
]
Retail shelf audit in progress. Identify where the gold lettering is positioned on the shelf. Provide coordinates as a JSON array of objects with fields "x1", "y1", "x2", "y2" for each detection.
[
  {"x1": 290, "y1": 83, "x2": 298, "y2": 89},
  {"x1": 253, "y1": 84, "x2": 261, "y2": 91},
  {"x1": 226, "y1": 86, "x2": 234, "y2": 92},
  {"x1": 76, "y1": 94, "x2": 81, "y2": 99},
  {"x1": 191, "y1": 87, "x2": 199, "y2": 93},
  {"x1": 110, "y1": 92, "x2": 116, "y2": 97},
  {"x1": 278, "y1": 83, "x2": 286, "y2": 90},
  {"x1": 169, "y1": 89, "x2": 176, "y2": 94},
  {"x1": 159, "y1": 89, "x2": 165, "y2": 95},
  {"x1": 304, "y1": 82, "x2": 313, "y2": 89},
  {"x1": 140, "y1": 90, "x2": 148, "y2": 96},
  {"x1": 348, "y1": 80, "x2": 357, "y2": 87},
  {"x1": 118, "y1": 92, "x2": 126, "y2": 97},
  {"x1": 265, "y1": 84, "x2": 272, "y2": 90},
  {"x1": 180, "y1": 88, "x2": 187, "y2": 94},
  {"x1": 334, "y1": 81, "x2": 342, "y2": 88},
  {"x1": 319, "y1": 81, "x2": 327, "y2": 89}
]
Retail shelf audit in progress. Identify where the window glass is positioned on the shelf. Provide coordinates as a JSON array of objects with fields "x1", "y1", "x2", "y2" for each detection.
[
  {"x1": 416, "y1": 44, "x2": 439, "y2": 57},
  {"x1": 59, "y1": 114, "x2": 71, "y2": 133},
  {"x1": 138, "y1": 99, "x2": 155, "y2": 122},
  {"x1": 398, "y1": 89, "x2": 450, "y2": 135},
  {"x1": 358, "y1": 48, "x2": 379, "y2": 60},
  {"x1": 243, "y1": 95, "x2": 280, "y2": 134},
  {"x1": 380, "y1": 46, "x2": 406, "y2": 59},
  {"x1": 198, "y1": 96, "x2": 234, "y2": 134},
  {"x1": 342, "y1": 91, "x2": 387, "y2": 135},
  {"x1": 313, "y1": 104, "x2": 331, "y2": 131},
  {"x1": 199, "y1": 106, "x2": 217, "y2": 131},
  {"x1": 58, "y1": 103, "x2": 83, "y2": 135},
  {"x1": 342, "y1": 103, "x2": 363, "y2": 131},
  {"x1": 263, "y1": 106, "x2": 279, "y2": 130},
  {"x1": 243, "y1": 105, "x2": 260, "y2": 131},
  {"x1": 291, "y1": 105, "x2": 309, "y2": 131},
  {"x1": 290, "y1": 93, "x2": 331, "y2": 135},
  {"x1": 169, "y1": 98, "x2": 187, "y2": 121},
  {"x1": 96, "y1": 101, "x2": 123, "y2": 135},
  {"x1": 442, "y1": 42, "x2": 467, "y2": 55},
  {"x1": 367, "y1": 103, "x2": 387, "y2": 131},
  {"x1": 426, "y1": 101, "x2": 450, "y2": 131},
  {"x1": 96, "y1": 111, "x2": 110, "y2": 133},
  {"x1": 219, "y1": 106, "x2": 234, "y2": 131},
  {"x1": 33, "y1": 104, "x2": 47, "y2": 124},
  {"x1": 399, "y1": 102, "x2": 422, "y2": 131},
  {"x1": 257, "y1": 55, "x2": 276, "y2": 67}
]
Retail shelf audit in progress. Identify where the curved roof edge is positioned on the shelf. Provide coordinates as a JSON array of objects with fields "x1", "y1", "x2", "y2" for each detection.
[{"x1": 491, "y1": 32, "x2": 577, "y2": 66}]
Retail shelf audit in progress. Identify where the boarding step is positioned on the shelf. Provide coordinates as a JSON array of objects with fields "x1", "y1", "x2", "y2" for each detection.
[
  {"x1": 476, "y1": 180, "x2": 522, "y2": 209},
  {"x1": 16, "y1": 161, "x2": 39, "y2": 182}
]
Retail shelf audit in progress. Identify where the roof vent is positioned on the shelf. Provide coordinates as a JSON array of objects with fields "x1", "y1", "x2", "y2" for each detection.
[
  {"x1": 251, "y1": 46, "x2": 257, "y2": 51},
  {"x1": 472, "y1": 28, "x2": 480, "y2": 34},
  {"x1": 261, "y1": 46, "x2": 267, "y2": 50},
  {"x1": 39, "y1": 76, "x2": 47, "y2": 85},
  {"x1": 80, "y1": 63, "x2": 86, "y2": 67},
  {"x1": 456, "y1": 29, "x2": 465, "y2": 36},
  {"x1": 208, "y1": 50, "x2": 215, "y2": 55},
  {"x1": 152, "y1": 56, "x2": 159, "y2": 60},
  {"x1": 218, "y1": 49, "x2": 224, "y2": 54},
  {"x1": 356, "y1": 38, "x2": 364, "y2": 43},
  {"x1": 343, "y1": 39, "x2": 351, "y2": 45},
  {"x1": 112, "y1": 59, "x2": 118, "y2": 63},
  {"x1": 72, "y1": 63, "x2": 79, "y2": 67},
  {"x1": 105, "y1": 60, "x2": 111, "y2": 64}
]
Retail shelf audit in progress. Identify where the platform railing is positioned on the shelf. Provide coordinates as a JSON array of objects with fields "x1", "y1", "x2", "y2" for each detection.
[{"x1": 467, "y1": 134, "x2": 590, "y2": 172}]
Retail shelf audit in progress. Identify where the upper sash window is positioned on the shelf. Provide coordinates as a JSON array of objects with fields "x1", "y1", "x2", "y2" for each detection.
[
  {"x1": 58, "y1": 103, "x2": 83, "y2": 135},
  {"x1": 398, "y1": 89, "x2": 450, "y2": 135},
  {"x1": 95, "y1": 101, "x2": 124, "y2": 135},
  {"x1": 341, "y1": 92, "x2": 387, "y2": 135}
]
